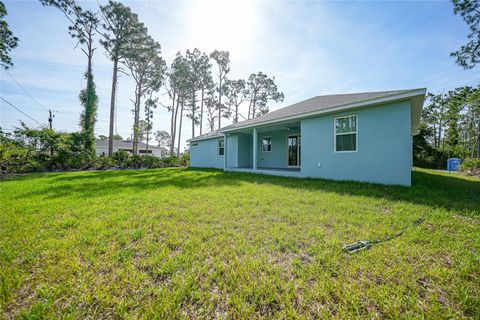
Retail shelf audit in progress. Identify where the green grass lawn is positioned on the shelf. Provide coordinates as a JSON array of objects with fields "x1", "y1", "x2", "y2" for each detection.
[{"x1": 1, "y1": 168, "x2": 479, "y2": 319}]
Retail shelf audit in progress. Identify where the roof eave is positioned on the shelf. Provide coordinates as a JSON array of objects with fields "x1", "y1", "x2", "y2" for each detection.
[
  {"x1": 410, "y1": 91, "x2": 427, "y2": 135},
  {"x1": 187, "y1": 134, "x2": 223, "y2": 143}
]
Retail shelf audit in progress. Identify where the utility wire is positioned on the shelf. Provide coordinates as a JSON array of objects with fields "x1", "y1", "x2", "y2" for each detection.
[
  {"x1": 0, "y1": 96, "x2": 43, "y2": 126},
  {"x1": 53, "y1": 109, "x2": 110, "y2": 122},
  {"x1": 2, "y1": 69, "x2": 50, "y2": 112}
]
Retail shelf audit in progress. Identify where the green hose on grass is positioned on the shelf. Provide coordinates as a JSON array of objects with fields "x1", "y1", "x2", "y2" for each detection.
[{"x1": 342, "y1": 217, "x2": 427, "y2": 254}]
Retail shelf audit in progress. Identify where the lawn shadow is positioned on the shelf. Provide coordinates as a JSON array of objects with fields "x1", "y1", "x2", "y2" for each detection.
[
  {"x1": 9, "y1": 167, "x2": 480, "y2": 215},
  {"x1": 227, "y1": 169, "x2": 480, "y2": 215},
  {"x1": 12, "y1": 168, "x2": 238, "y2": 200}
]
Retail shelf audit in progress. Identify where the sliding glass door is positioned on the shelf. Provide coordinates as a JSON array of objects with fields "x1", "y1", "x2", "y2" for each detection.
[{"x1": 287, "y1": 135, "x2": 301, "y2": 167}]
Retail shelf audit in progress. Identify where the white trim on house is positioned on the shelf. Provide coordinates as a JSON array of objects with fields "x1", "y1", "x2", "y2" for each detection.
[
  {"x1": 220, "y1": 89, "x2": 426, "y2": 135},
  {"x1": 262, "y1": 136, "x2": 272, "y2": 152},
  {"x1": 333, "y1": 114, "x2": 358, "y2": 153},
  {"x1": 218, "y1": 138, "x2": 225, "y2": 156},
  {"x1": 223, "y1": 133, "x2": 227, "y2": 168},
  {"x1": 253, "y1": 128, "x2": 258, "y2": 170},
  {"x1": 286, "y1": 134, "x2": 301, "y2": 167}
]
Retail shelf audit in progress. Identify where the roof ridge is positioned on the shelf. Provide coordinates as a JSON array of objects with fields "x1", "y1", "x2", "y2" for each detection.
[{"x1": 312, "y1": 88, "x2": 425, "y2": 99}]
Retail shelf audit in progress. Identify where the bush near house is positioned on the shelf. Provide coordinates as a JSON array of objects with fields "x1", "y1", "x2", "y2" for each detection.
[{"x1": 0, "y1": 126, "x2": 188, "y2": 174}]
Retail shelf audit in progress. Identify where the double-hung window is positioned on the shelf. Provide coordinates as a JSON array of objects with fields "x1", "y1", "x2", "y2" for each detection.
[
  {"x1": 335, "y1": 115, "x2": 357, "y2": 152},
  {"x1": 262, "y1": 137, "x2": 272, "y2": 152},
  {"x1": 218, "y1": 139, "x2": 225, "y2": 155}
]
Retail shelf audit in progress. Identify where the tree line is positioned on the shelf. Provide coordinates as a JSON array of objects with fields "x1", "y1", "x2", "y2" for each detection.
[
  {"x1": 412, "y1": 0, "x2": 480, "y2": 169},
  {"x1": 414, "y1": 86, "x2": 479, "y2": 168},
  {"x1": 2, "y1": 0, "x2": 479, "y2": 168},
  {"x1": 36, "y1": 0, "x2": 283, "y2": 158}
]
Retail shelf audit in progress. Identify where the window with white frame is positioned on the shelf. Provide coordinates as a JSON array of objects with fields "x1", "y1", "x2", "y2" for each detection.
[
  {"x1": 335, "y1": 115, "x2": 357, "y2": 152},
  {"x1": 218, "y1": 139, "x2": 224, "y2": 155},
  {"x1": 262, "y1": 136, "x2": 272, "y2": 152}
]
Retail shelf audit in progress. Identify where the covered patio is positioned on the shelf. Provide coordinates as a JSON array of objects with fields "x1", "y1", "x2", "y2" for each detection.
[{"x1": 222, "y1": 121, "x2": 301, "y2": 176}]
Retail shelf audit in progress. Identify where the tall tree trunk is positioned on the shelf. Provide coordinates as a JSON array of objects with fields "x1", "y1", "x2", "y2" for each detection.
[
  {"x1": 218, "y1": 76, "x2": 222, "y2": 130},
  {"x1": 146, "y1": 124, "x2": 149, "y2": 152},
  {"x1": 437, "y1": 99, "x2": 444, "y2": 149},
  {"x1": 169, "y1": 90, "x2": 176, "y2": 156},
  {"x1": 200, "y1": 88, "x2": 204, "y2": 135},
  {"x1": 108, "y1": 57, "x2": 118, "y2": 157},
  {"x1": 252, "y1": 95, "x2": 257, "y2": 119},
  {"x1": 177, "y1": 98, "x2": 184, "y2": 156},
  {"x1": 133, "y1": 83, "x2": 142, "y2": 155},
  {"x1": 172, "y1": 94, "x2": 180, "y2": 155},
  {"x1": 476, "y1": 122, "x2": 480, "y2": 158},
  {"x1": 437, "y1": 120, "x2": 442, "y2": 149},
  {"x1": 83, "y1": 33, "x2": 95, "y2": 152},
  {"x1": 191, "y1": 87, "x2": 196, "y2": 138}
]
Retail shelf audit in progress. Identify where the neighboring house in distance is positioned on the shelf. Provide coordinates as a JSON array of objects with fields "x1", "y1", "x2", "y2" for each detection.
[
  {"x1": 188, "y1": 89, "x2": 426, "y2": 186},
  {"x1": 95, "y1": 139, "x2": 163, "y2": 158}
]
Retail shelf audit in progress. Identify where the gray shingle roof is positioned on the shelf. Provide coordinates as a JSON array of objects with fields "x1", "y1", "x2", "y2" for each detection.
[
  {"x1": 186, "y1": 130, "x2": 222, "y2": 142},
  {"x1": 188, "y1": 88, "x2": 426, "y2": 142},
  {"x1": 95, "y1": 139, "x2": 160, "y2": 150},
  {"x1": 221, "y1": 89, "x2": 424, "y2": 131}
]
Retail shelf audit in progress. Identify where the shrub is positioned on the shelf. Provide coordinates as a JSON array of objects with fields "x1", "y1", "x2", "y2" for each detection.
[
  {"x1": 0, "y1": 132, "x2": 38, "y2": 173},
  {"x1": 125, "y1": 155, "x2": 143, "y2": 169},
  {"x1": 162, "y1": 156, "x2": 182, "y2": 167},
  {"x1": 50, "y1": 149, "x2": 94, "y2": 170},
  {"x1": 1, "y1": 125, "x2": 189, "y2": 174},
  {"x1": 141, "y1": 155, "x2": 164, "y2": 168},
  {"x1": 112, "y1": 150, "x2": 130, "y2": 166},
  {"x1": 460, "y1": 158, "x2": 480, "y2": 177},
  {"x1": 95, "y1": 156, "x2": 116, "y2": 170},
  {"x1": 460, "y1": 158, "x2": 480, "y2": 170},
  {"x1": 181, "y1": 152, "x2": 190, "y2": 167}
]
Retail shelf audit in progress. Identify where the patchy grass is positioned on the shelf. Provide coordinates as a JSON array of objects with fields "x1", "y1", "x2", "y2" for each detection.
[{"x1": 0, "y1": 168, "x2": 479, "y2": 319}]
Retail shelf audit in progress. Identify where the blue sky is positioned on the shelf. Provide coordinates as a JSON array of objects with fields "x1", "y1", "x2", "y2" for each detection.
[{"x1": 0, "y1": 0, "x2": 478, "y2": 150}]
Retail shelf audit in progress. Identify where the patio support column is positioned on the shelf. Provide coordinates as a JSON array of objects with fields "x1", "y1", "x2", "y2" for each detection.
[
  {"x1": 223, "y1": 133, "x2": 227, "y2": 169},
  {"x1": 253, "y1": 128, "x2": 257, "y2": 170}
]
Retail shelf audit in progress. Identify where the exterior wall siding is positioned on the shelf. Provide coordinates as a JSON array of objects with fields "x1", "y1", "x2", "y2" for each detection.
[
  {"x1": 189, "y1": 137, "x2": 224, "y2": 169},
  {"x1": 189, "y1": 101, "x2": 413, "y2": 186},
  {"x1": 237, "y1": 133, "x2": 253, "y2": 167},
  {"x1": 301, "y1": 101, "x2": 412, "y2": 185},
  {"x1": 226, "y1": 135, "x2": 238, "y2": 168},
  {"x1": 257, "y1": 130, "x2": 299, "y2": 168}
]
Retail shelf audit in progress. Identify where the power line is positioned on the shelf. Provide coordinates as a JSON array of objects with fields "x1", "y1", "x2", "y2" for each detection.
[
  {"x1": 2, "y1": 69, "x2": 50, "y2": 112},
  {"x1": 1, "y1": 69, "x2": 59, "y2": 128},
  {"x1": 53, "y1": 109, "x2": 110, "y2": 122},
  {"x1": 0, "y1": 96, "x2": 43, "y2": 126}
]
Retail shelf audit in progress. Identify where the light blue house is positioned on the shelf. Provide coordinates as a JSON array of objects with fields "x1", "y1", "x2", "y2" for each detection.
[{"x1": 188, "y1": 89, "x2": 426, "y2": 186}]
